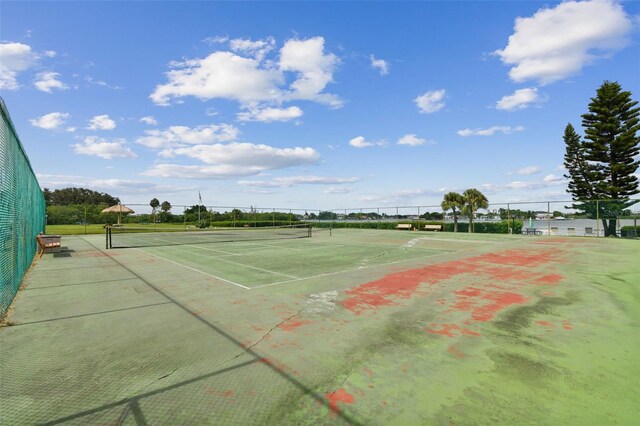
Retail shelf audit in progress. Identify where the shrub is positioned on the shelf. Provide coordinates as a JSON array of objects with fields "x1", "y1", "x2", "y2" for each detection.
[
  {"x1": 311, "y1": 220, "x2": 521, "y2": 234},
  {"x1": 620, "y1": 226, "x2": 639, "y2": 239},
  {"x1": 198, "y1": 220, "x2": 298, "y2": 228}
]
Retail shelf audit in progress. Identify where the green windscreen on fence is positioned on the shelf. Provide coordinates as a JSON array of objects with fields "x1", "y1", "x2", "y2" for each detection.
[{"x1": 0, "y1": 97, "x2": 46, "y2": 318}]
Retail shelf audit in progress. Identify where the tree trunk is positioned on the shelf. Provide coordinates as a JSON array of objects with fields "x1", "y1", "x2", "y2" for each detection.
[
  {"x1": 468, "y1": 210, "x2": 473, "y2": 233},
  {"x1": 453, "y1": 210, "x2": 458, "y2": 232},
  {"x1": 602, "y1": 218, "x2": 617, "y2": 237}
]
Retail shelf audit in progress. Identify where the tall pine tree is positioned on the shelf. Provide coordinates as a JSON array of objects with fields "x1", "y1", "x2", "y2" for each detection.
[{"x1": 564, "y1": 81, "x2": 640, "y2": 236}]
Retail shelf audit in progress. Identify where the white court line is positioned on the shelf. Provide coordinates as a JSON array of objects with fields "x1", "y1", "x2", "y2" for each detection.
[
  {"x1": 251, "y1": 249, "x2": 464, "y2": 290},
  {"x1": 241, "y1": 243, "x2": 345, "y2": 253},
  {"x1": 133, "y1": 248, "x2": 250, "y2": 290},
  {"x1": 415, "y1": 237, "x2": 505, "y2": 244},
  {"x1": 317, "y1": 241, "x2": 449, "y2": 251},
  {"x1": 174, "y1": 247, "x2": 300, "y2": 279},
  {"x1": 182, "y1": 244, "x2": 241, "y2": 256}
]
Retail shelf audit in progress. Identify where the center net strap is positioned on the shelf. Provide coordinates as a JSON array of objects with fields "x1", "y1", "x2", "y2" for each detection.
[{"x1": 106, "y1": 224, "x2": 312, "y2": 249}]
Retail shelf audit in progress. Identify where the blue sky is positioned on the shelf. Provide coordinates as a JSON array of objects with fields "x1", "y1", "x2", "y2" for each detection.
[{"x1": 1, "y1": 0, "x2": 638, "y2": 213}]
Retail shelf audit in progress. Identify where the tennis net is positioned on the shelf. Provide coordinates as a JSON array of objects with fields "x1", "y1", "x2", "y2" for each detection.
[{"x1": 105, "y1": 224, "x2": 312, "y2": 249}]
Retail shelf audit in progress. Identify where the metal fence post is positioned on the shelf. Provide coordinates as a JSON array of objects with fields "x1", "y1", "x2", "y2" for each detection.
[{"x1": 596, "y1": 200, "x2": 600, "y2": 237}]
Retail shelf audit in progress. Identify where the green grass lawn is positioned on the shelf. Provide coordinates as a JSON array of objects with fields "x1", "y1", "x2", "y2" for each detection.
[{"x1": 46, "y1": 223, "x2": 196, "y2": 235}]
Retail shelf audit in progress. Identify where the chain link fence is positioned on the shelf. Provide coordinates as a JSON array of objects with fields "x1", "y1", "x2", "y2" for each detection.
[{"x1": 1, "y1": 98, "x2": 46, "y2": 318}]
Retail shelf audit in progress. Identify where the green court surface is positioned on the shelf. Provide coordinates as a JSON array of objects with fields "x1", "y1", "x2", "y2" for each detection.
[{"x1": 1, "y1": 229, "x2": 638, "y2": 425}]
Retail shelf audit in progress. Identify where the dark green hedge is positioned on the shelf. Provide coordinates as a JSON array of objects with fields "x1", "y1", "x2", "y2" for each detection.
[
  {"x1": 311, "y1": 220, "x2": 522, "y2": 234},
  {"x1": 198, "y1": 220, "x2": 298, "y2": 228},
  {"x1": 620, "y1": 226, "x2": 639, "y2": 238}
]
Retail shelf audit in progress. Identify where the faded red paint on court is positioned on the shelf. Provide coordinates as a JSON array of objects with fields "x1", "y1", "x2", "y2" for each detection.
[
  {"x1": 206, "y1": 388, "x2": 234, "y2": 398},
  {"x1": 448, "y1": 344, "x2": 465, "y2": 359},
  {"x1": 535, "y1": 274, "x2": 563, "y2": 285},
  {"x1": 280, "y1": 320, "x2": 312, "y2": 332},
  {"x1": 454, "y1": 289, "x2": 528, "y2": 322},
  {"x1": 341, "y1": 248, "x2": 560, "y2": 315},
  {"x1": 325, "y1": 388, "x2": 355, "y2": 418},
  {"x1": 426, "y1": 323, "x2": 480, "y2": 337}
]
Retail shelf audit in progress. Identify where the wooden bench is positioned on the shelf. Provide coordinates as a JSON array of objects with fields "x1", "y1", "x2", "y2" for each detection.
[
  {"x1": 36, "y1": 234, "x2": 62, "y2": 258},
  {"x1": 396, "y1": 224, "x2": 413, "y2": 231},
  {"x1": 424, "y1": 224, "x2": 442, "y2": 231}
]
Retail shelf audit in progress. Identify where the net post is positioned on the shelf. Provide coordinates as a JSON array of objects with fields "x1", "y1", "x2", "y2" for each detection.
[{"x1": 105, "y1": 226, "x2": 110, "y2": 249}]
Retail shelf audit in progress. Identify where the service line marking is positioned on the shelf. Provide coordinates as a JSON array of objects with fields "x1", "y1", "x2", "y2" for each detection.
[
  {"x1": 181, "y1": 244, "x2": 242, "y2": 256},
  {"x1": 134, "y1": 248, "x2": 250, "y2": 290},
  {"x1": 173, "y1": 247, "x2": 300, "y2": 279},
  {"x1": 251, "y1": 249, "x2": 464, "y2": 290}
]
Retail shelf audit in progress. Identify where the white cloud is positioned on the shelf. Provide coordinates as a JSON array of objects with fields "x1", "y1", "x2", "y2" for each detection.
[
  {"x1": 279, "y1": 37, "x2": 342, "y2": 107},
  {"x1": 544, "y1": 174, "x2": 564, "y2": 183},
  {"x1": 478, "y1": 183, "x2": 500, "y2": 195},
  {"x1": 357, "y1": 187, "x2": 447, "y2": 205},
  {"x1": 34, "y1": 71, "x2": 68, "y2": 93},
  {"x1": 370, "y1": 55, "x2": 389, "y2": 75},
  {"x1": 349, "y1": 136, "x2": 385, "y2": 148},
  {"x1": 397, "y1": 134, "x2": 432, "y2": 146},
  {"x1": 142, "y1": 164, "x2": 267, "y2": 179},
  {"x1": 414, "y1": 89, "x2": 446, "y2": 114},
  {"x1": 136, "y1": 124, "x2": 240, "y2": 149},
  {"x1": 150, "y1": 51, "x2": 283, "y2": 106},
  {"x1": 237, "y1": 106, "x2": 303, "y2": 123},
  {"x1": 238, "y1": 175, "x2": 359, "y2": 188},
  {"x1": 516, "y1": 165, "x2": 541, "y2": 175},
  {"x1": 36, "y1": 173, "x2": 183, "y2": 195},
  {"x1": 229, "y1": 37, "x2": 276, "y2": 61},
  {"x1": 324, "y1": 186, "x2": 353, "y2": 194},
  {"x1": 150, "y1": 36, "x2": 341, "y2": 109},
  {"x1": 0, "y1": 42, "x2": 39, "y2": 90},
  {"x1": 168, "y1": 142, "x2": 319, "y2": 168},
  {"x1": 87, "y1": 114, "x2": 116, "y2": 130},
  {"x1": 494, "y1": 0, "x2": 633, "y2": 84},
  {"x1": 137, "y1": 121, "x2": 318, "y2": 179},
  {"x1": 73, "y1": 136, "x2": 137, "y2": 159},
  {"x1": 84, "y1": 75, "x2": 122, "y2": 90},
  {"x1": 457, "y1": 125, "x2": 524, "y2": 137},
  {"x1": 496, "y1": 88, "x2": 546, "y2": 111},
  {"x1": 30, "y1": 112, "x2": 70, "y2": 130},
  {"x1": 140, "y1": 116, "x2": 158, "y2": 126},
  {"x1": 203, "y1": 36, "x2": 229, "y2": 45},
  {"x1": 506, "y1": 181, "x2": 546, "y2": 190}
]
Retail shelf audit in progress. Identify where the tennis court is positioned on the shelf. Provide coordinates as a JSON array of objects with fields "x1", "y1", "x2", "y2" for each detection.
[
  {"x1": 1, "y1": 228, "x2": 638, "y2": 425},
  {"x1": 106, "y1": 226, "x2": 465, "y2": 290}
]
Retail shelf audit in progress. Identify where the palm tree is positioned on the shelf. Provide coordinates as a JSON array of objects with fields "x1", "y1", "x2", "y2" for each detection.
[
  {"x1": 150, "y1": 198, "x2": 160, "y2": 224},
  {"x1": 463, "y1": 188, "x2": 489, "y2": 233},
  {"x1": 161, "y1": 201, "x2": 171, "y2": 213},
  {"x1": 441, "y1": 192, "x2": 465, "y2": 232}
]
